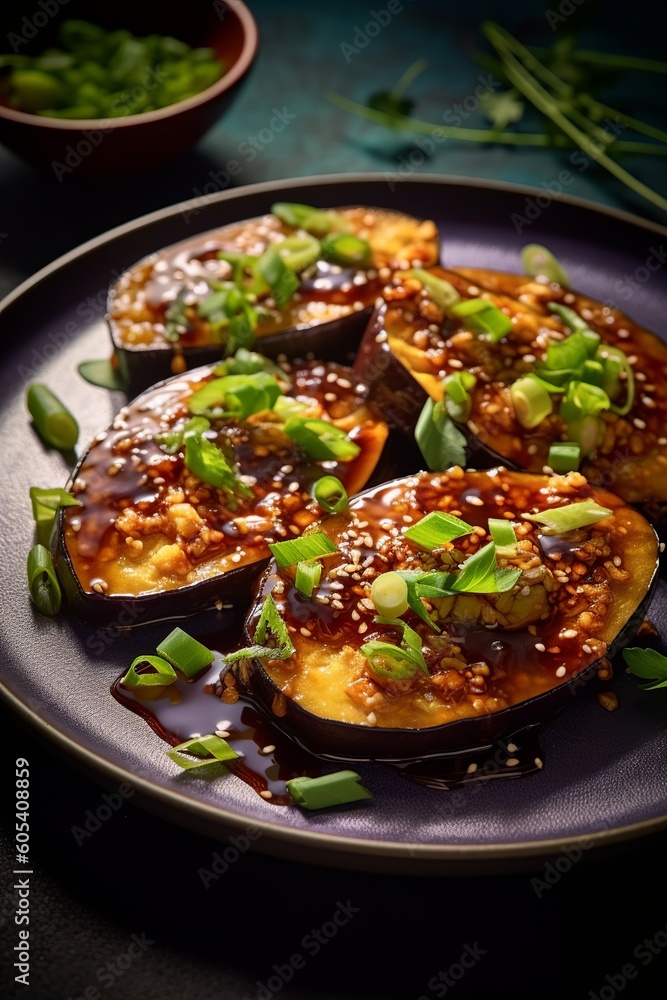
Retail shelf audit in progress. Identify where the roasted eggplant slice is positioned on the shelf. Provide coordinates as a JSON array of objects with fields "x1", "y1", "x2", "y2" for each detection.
[
  {"x1": 54, "y1": 359, "x2": 388, "y2": 626},
  {"x1": 354, "y1": 266, "x2": 667, "y2": 520},
  {"x1": 237, "y1": 468, "x2": 658, "y2": 761},
  {"x1": 108, "y1": 206, "x2": 439, "y2": 394}
]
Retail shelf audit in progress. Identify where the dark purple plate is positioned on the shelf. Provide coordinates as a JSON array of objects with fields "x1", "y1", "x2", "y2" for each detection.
[{"x1": 2, "y1": 174, "x2": 667, "y2": 875}]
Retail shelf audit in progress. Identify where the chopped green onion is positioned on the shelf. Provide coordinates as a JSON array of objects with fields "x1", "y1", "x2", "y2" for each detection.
[
  {"x1": 26, "y1": 383, "x2": 79, "y2": 451},
  {"x1": 523, "y1": 500, "x2": 613, "y2": 534},
  {"x1": 623, "y1": 648, "x2": 667, "y2": 690},
  {"x1": 403, "y1": 510, "x2": 472, "y2": 549},
  {"x1": 547, "y1": 442, "x2": 581, "y2": 473},
  {"x1": 164, "y1": 289, "x2": 189, "y2": 342},
  {"x1": 286, "y1": 770, "x2": 372, "y2": 810},
  {"x1": 548, "y1": 304, "x2": 601, "y2": 358},
  {"x1": 313, "y1": 476, "x2": 348, "y2": 513},
  {"x1": 77, "y1": 359, "x2": 126, "y2": 391},
  {"x1": 543, "y1": 330, "x2": 590, "y2": 372},
  {"x1": 444, "y1": 371, "x2": 476, "y2": 402},
  {"x1": 271, "y1": 202, "x2": 347, "y2": 236},
  {"x1": 215, "y1": 348, "x2": 287, "y2": 381},
  {"x1": 256, "y1": 246, "x2": 299, "y2": 307},
  {"x1": 510, "y1": 375, "x2": 553, "y2": 428},
  {"x1": 121, "y1": 655, "x2": 177, "y2": 689},
  {"x1": 271, "y1": 202, "x2": 317, "y2": 227},
  {"x1": 521, "y1": 244, "x2": 569, "y2": 286},
  {"x1": 283, "y1": 417, "x2": 360, "y2": 461},
  {"x1": 273, "y1": 395, "x2": 310, "y2": 421},
  {"x1": 223, "y1": 594, "x2": 295, "y2": 664},
  {"x1": 374, "y1": 615, "x2": 429, "y2": 675},
  {"x1": 598, "y1": 346, "x2": 635, "y2": 415},
  {"x1": 406, "y1": 268, "x2": 461, "y2": 310},
  {"x1": 360, "y1": 640, "x2": 422, "y2": 680},
  {"x1": 295, "y1": 560, "x2": 322, "y2": 598},
  {"x1": 488, "y1": 518, "x2": 517, "y2": 547},
  {"x1": 560, "y1": 381, "x2": 611, "y2": 423},
  {"x1": 415, "y1": 397, "x2": 467, "y2": 470},
  {"x1": 450, "y1": 298, "x2": 512, "y2": 342},
  {"x1": 276, "y1": 233, "x2": 321, "y2": 271},
  {"x1": 269, "y1": 531, "x2": 339, "y2": 568},
  {"x1": 393, "y1": 571, "x2": 441, "y2": 633},
  {"x1": 166, "y1": 734, "x2": 240, "y2": 771},
  {"x1": 188, "y1": 373, "x2": 282, "y2": 419},
  {"x1": 450, "y1": 541, "x2": 520, "y2": 594},
  {"x1": 181, "y1": 417, "x2": 251, "y2": 497},
  {"x1": 30, "y1": 487, "x2": 82, "y2": 546},
  {"x1": 567, "y1": 415, "x2": 603, "y2": 457},
  {"x1": 581, "y1": 359, "x2": 605, "y2": 387},
  {"x1": 320, "y1": 233, "x2": 372, "y2": 268},
  {"x1": 370, "y1": 572, "x2": 409, "y2": 617},
  {"x1": 156, "y1": 627, "x2": 214, "y2": 678},
  {"x1": 27, "y1": 543, "x2": 62, "y2": 616}
]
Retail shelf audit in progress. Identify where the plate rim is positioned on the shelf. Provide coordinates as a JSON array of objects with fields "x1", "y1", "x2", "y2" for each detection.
[{"x1": 3, "y1": 171, "x2": 666, "y2": 871}]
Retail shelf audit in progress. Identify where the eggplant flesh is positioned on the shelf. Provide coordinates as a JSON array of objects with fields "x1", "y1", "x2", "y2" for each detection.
[
  {"x1": 353, "y1": 266, "x2": 667, "y2": 519},
  {"x1": 239, "y1": 468, "x2": 658, "y2": 760},
  {"x1": 108, "y1": 208, "x2": 440, "y2": 394},
  {"x1": 53, "y1": 361, "x2": 388, "y2": 627}
]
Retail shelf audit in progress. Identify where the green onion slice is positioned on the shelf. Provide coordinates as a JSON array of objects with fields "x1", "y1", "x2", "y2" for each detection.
[
  {"x1": 547, "y1": 442, "x2": 581, "y2": 473},
  {"x1": 271, "y1": 202, "x2": 347, "y2": 236},
  {"x1": 598, "y1": 346, "x2": 635, "y2": 416},
  {"x1": 283, "y1": 417, "x2": 360, "y2": 461},
  {"x1": 313, "y1": 475, "x2": 348, "y2": 514},
  {"x1": 273, "y1": 395, "x2": 310, "y2": 421},
  {"x1": 30, "y1": 487, "x2": 82, "y2": 546},
  {"x1": 450, "y1": 298, "x2": 512, "y2": 342},
  {"x1": 370, "y1": 572, "x2": 409, "y2": 618},
  {"x1": 403, "y1": 510, "x2": 472, "y2": 549},
  {"x1": 567, "y1": 415, "x2": 603, "y2": 457},
  {"x1": 77, "y1": 359, "x2": 126, "y2": 391},
  {"x1": 295, "y1": 560, "x2": 322, "y2": 599},
  {"x1": 405, "y1": 542, "x2": 521, "y2": 598},
  {"x1": 623, "y1": 648, "x2": 667, "y2": 690},
  {"x1": 27, "y1": 543, "x2": 62, "y2": 616},
  {"x1": 121, "y1": 655, "x2": 177, "y2": 689},
  {"x1": 156, "y1": 627, "x2": 215, "y2": 679},
  {"x1": 188, "y1": 372, "x2": 282, "y2": 419},
  {"x1": 521, "y1": 244, "x2": 570, "y2": 286},
  {"x1": 26, "y1": 383, "x2": 79, "y2": 451},
  {"x1": 182, "y1": 418, "x2": 251, "y2": 496},
  {"x1": 164, "y1": 289, "x2": 190, "y2": 342},
  {"x1": 223, "y1": 594, "x2": 296, "y2": 664},
  {"x1": 415, "y1": 397, "x2": 467, "y2": 470},
  {"x1": 406, "y1": 269, "x2": 461, "y2": 310},
  {"x1": 320, "y1": 233, "x2": 372, "y2": 268},
  {"x1": 374, "y1": 615, "x2": 429, "y2": 675},
  {"x1": 286, "y1": 770, "x2": 372, "y2": 810},
  {"x1": 523, "y1": 500, "x2": 613, "y2": 534},
  {"x1": 510, "y1": 375, "x2": 553, "y2": 428},
  {"x1": 488, "y1": 518, "x2": 517, "y2": 547},
  {"x1": 269, "y1": 531, "x2": 339, "y2": 568},
  {"x1": 360, "y1": 640, "x2": 422, "y2": 680},
  {"x1": 560, "y1": 381, "x2": 611, "y2": 423},
  {"x1": 277, "y1": 233, "x2": 321, "y2": 272},
  {"x1": 256, "y1": 246, "x2": 300, "y2": 307},
  {"x1": 166, "y1": 734, "x2": 240, "y2": 771},
  {"x1": 215, "y1": 348, "x2": 287, "y2": 382}
]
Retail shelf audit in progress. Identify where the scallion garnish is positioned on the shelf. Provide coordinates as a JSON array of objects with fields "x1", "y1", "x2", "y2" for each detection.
[
  {"x1": 166, "y1": 734, "x2": 240, "y2": 771},
  {"x1": 256, "y1": 245, "x2": 300, "y2": 307},
  {"x1": 450, "y1": 297, "x2": 512, "y2": 342},
  {"x1": 30, "y1": 487, "x2": 82, "y2": 546},
  {"x1": 223, "y1": 593, "x2": 295, "y2": 664},
  {"x1": 370, "y1": 572, "x2": 409, "y2": 618},
  {"x1": 560, "y1": 380, "x2": 611, "y2": 423},
  {"x1": 599, "y1": 346, "x2": 635, "y2": 415},
  {"x1": 286, "y1": 770, "x2": 372, "y2": 810},
  {"x1": 182, "y1": 418, "x2": 252, "y2": 497},
  {"x1": 415, "y1": 396, "x2": 467, "y2": 470},
  {"x1": 374, "y1": 615, "x2": 429, "y2": 675},
  {"x1": 406, "y1": 268, "x2": 461, "y2": 310},
  {"x1": 403, "y1": 510, "x2": 472, "y2": 549},
  {"x1": 277, "y1": 233, "x2": 322, "y2": 272},
  {"x1": 510, "y1": 374, "x2": 553, "y2": 428},
  {"x1": 271, "y1": 202, "x2": 347, "y2": 235},
  {"x1": 188, "y1": 372, "x2": 282, "y2": 419},
  {"x1": 313, "y1": 475, "x2": 348, "y2": 513},
  {"x1": 398, "y1": 542, "x2": 521, "y2": 599},
  {"x1": 164, "y1": 289, "x2": 190, "y2": 342},
  {"x1": 269, "y1": 531, "x2": 339, "y2": 568},
  {"x1": 26, "y1": 383, "x2": 79, "y2": 451},
  {"x1": 443, "y1": 372, "x2": 476, "y2": 422},
  {"x1": 567, "y1": 415, "x2": 603, "y2": 457},
  {"x1": 283, "y1": 417, "x2": 361, "y2": 461},
  {"x1": 156, "y1": 627, "x2": 214, "y2": 679},
  {"x1": 121, "y1": 655, "x2": 177, "y2": 689},
  {"x1": 488, "y1": 518, "x2": 517, "y2": 548},
  {"x1": 294, "y1": 560, "x2": 322, "y2": 598},
  {"x1": 215, "y1": 348, "x2": 287, "y2": 382},
  {"x1": 272, "y1": 395, "x2": 310, "y2": 421},
  {"x1": 547, "y1": 442, "x2": 581, "y2": 473},
  {"x1": 320, "y1": 233, "x2": 372, "y2": 268},
  {"x1": 27, "y1": 543, "x2": 62, "y2": 616},
  {"x1": 520, "y1": 244, "x2": 569, "y2": 286},
  {"x1": 523, "y1": 500, "x2": 613, "y2": 534},
  {"x1": 360, "y1": 640, "x2": 422, "y2": 680},
  {"x1": 77, "y1": 359, "x2": 126, "y2": 391},
  {"x1": 623, "y1": 648, "x2": 667, "y2": 691}
]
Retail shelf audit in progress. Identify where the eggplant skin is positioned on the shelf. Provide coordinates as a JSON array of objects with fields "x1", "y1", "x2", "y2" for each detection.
[
  {"x1": 353, "y1": 267, "x2": 667, "y2": 521},
  {"x1": 238, "y1": 469, "x2": 659, "y2": 762},
  {"x1": 53, "y1": 361, "x2": 388, "y2": 629},
  {"x1": 108, "y1": 208, "x2": 440, "y2": 396}
]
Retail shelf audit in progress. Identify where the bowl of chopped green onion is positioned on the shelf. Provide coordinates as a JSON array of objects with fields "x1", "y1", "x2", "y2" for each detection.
[{"x1": 0, "y1": 2, "x2": 258, "y2": 177}]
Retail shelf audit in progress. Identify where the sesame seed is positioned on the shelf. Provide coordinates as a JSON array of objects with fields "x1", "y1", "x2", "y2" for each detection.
[
  {"x1": 466, "y1": 495, "x2": 484, "y2": 506},
  {"x1": 562, "y1": 628, "x2": 578, "y2": 639},
  {"x1": 582, "y1": 644, "x2": 592, "y2": 654},
  {"x1": 556, "y1": 666, "x2": 567, "y2": 677},
  {"x1": 215, "y1": 730, "x2": 230, "y2": 738},
  {"x1": 358, "y1": 622, "x2": 368, "y2": 634},
  {"x1": 658, "y1": 438, "x2": 667, "y2": 446},
  {"x1": 534, "y1": 757, "x2": 543, "y2": 769},
  {"x1": 633, "y1": 417, "x2": 646, "y2": 429},
  {"x1": 535, "y1": 642, "x2": 546, "y2": 652},
  {"x1": 300, "y1": 627, "x2": 312, "y2": 637},
  {"x1": 231, "y1": 553, "x2": 242, "y2": 563},
  {"x1": 324, "y1": 392, "x2": 337, "y2": 402},
  {"x1": 613, "y1": 556, "x2": 622, "y2": 567},
  {"x1": 506, "y1": 743, "x2": 518, "y2": 753},
  {"x1": 259, "y1": 790, "x2": 273, "y2": 799},
  {"x1": 351, "y1": 610, "x2": 360, "y2": 621},
  {"x1": 521, "y1": 586, "x2": 531, "y2": 597},
  {"x1": 367, "y1": 712, "x2": 377, "y2": 727},
  {"x1": 261, "y1": 745, "x2": 276, "y2": 755},
  {"x1": 466, "y1": 763, "x2": 478, "y2": 774},
  {"x1": 215, "y1": 600, "x2": 223, "y2": 611},
  {"x1": 331, "y1": 599, "x2": 344, "y2": 610},
  {"x1": 506, "y1": 758, "x2": 520, "y2": 767}
]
